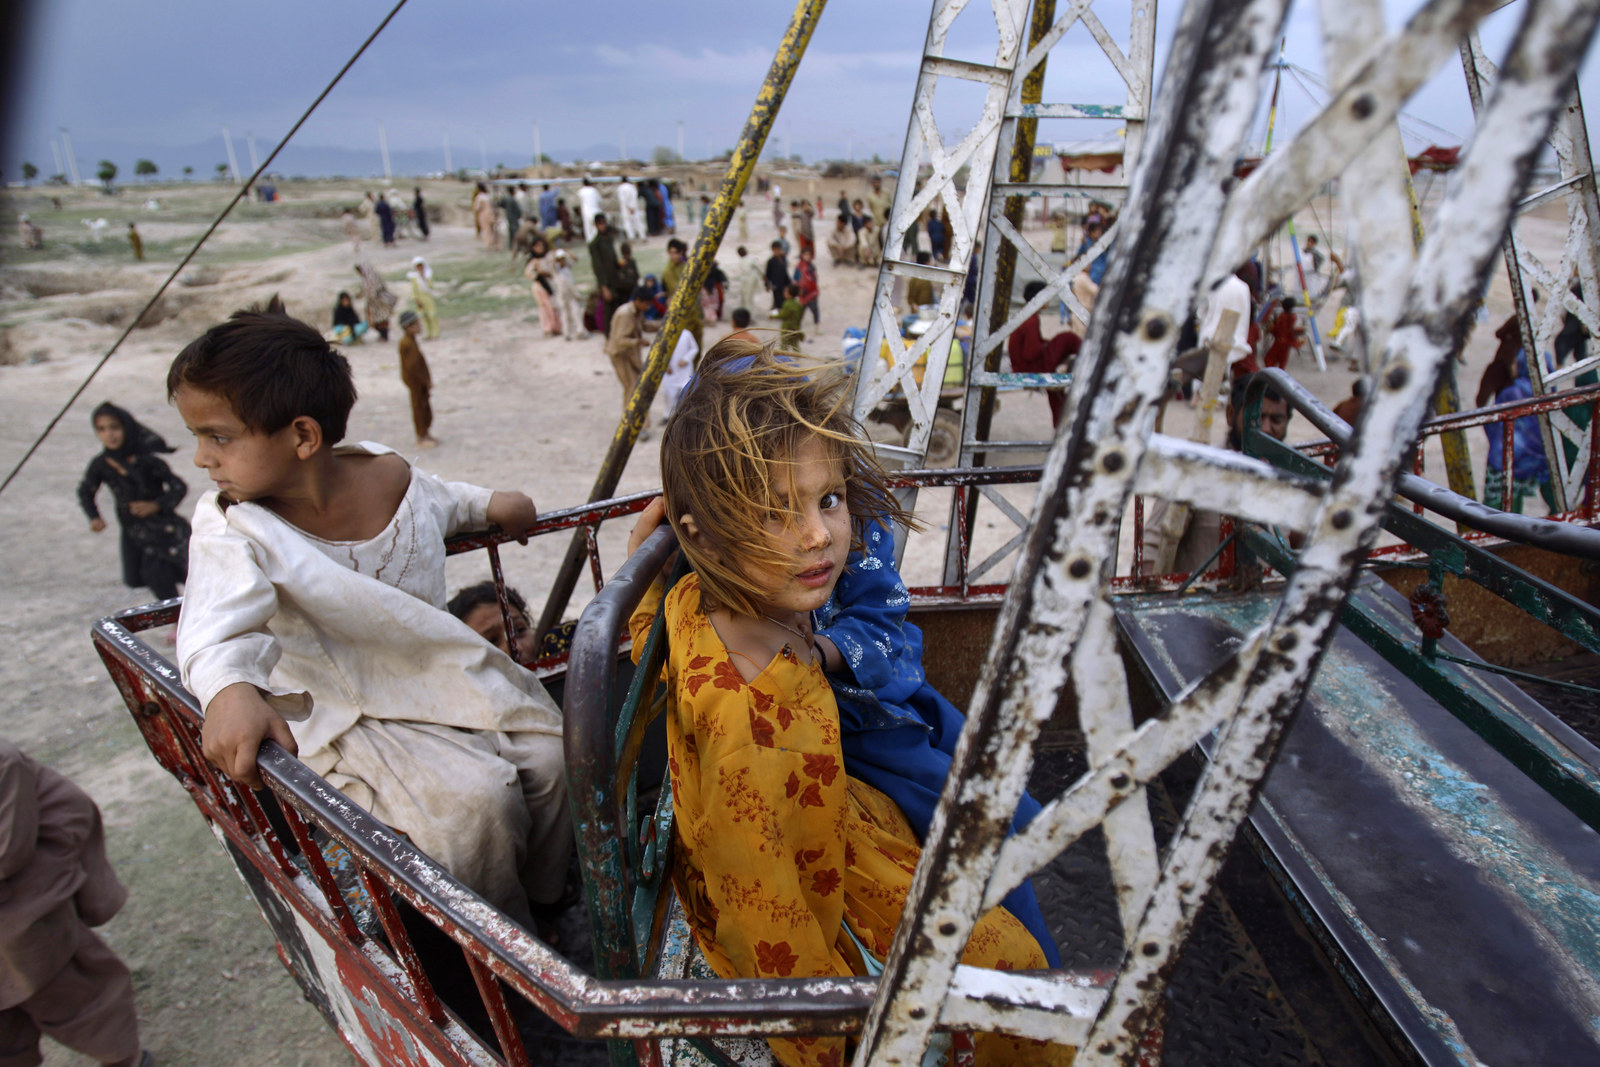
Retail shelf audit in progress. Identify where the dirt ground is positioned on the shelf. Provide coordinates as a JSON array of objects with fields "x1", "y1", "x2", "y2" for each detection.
[{"x1": 0, "y1": 169, "x2": 1551, "y2": 1064}]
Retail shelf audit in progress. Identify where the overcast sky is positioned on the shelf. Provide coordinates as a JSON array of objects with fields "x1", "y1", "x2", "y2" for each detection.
[{"x1": 6, "y1": 0, "x2": 1598, "y2": 181}]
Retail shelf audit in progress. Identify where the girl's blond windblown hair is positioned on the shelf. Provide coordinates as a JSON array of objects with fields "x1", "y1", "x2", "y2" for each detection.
[{"x1": 660, "y1": 337, "x2": 912, "y2": 617}]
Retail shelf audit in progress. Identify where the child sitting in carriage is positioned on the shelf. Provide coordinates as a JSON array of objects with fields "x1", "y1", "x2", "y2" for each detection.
[
  {"x1": 624, "y1": 340, "x2": 1069, "y2": 1066},
  {"x1": 167, "y1": 299, "x2": 572, "y2": 934}
]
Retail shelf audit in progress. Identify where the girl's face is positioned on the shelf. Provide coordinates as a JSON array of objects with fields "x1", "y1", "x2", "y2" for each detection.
[
  {"x1": 340, "y1": 295, "x2": 352, "y2": 307},
  {"x1": 749, "y1": 436, "x2": 852, "y2": 617},
  {"x1": 94, "y1": 414, "x2": 125, "y2": 451}
]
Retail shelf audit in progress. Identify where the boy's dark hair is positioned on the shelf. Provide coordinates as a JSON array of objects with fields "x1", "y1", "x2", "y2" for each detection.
[
  {"x1": 633, "y1": 284, "x2": 655, "y2": 303},
  {"x1": 731, "y1": 308, "x2": 752, "y2": 328},
  {"x1": 785, "y1": 283, "x2": 800, "y2": 297},
  {"x1": 1228, "y1": 372, "x2": 1287, "y2": 418},
  {"x1": 1281, "y1": 296, "x2": 1296, "y2": 311},
  {"x1": 447, "y1": 581, "x2": 527, "y2": 621},
  {"x1": 1023, "y1": 280, "x2": 1048, "y2": 302},
  {"x1": 916, "y1": 251, "x2": 931, "y2": 266},
  {"x1": 167, "y1": 295, "x2": 357, "y2": 444},
  {"x1": 667, "y1": 238, "x2": 687, "y2": 254},
  {"x1": 770, "y1": 240, "x2": 783, "y2": 251}
]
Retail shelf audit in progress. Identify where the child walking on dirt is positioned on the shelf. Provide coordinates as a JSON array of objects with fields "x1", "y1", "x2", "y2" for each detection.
[
  {"x1": 79, "y1": 401, "x2": 190, "y2": 602},
  {"x1": 167, "y1": 298, "x2": 573, "y2": 935},
  {"x1": 622, "y1": 341, "x2": 1068, "y2": 1067},
  {"x1": 397, "y1": 310, "x2": 439, "y2": 449}
]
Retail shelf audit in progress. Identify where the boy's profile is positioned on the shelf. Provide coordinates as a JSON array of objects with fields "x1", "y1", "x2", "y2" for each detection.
[{"x1": 168, "y1": 299, "x2": 571, "y2": 932}]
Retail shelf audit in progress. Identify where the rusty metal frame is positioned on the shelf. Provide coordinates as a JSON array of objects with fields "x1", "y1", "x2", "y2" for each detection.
[
  {"x1": 1461, "y1": 31, "x2": 1600, "y2": 513},
  {"x1": 848, "y1": 0, "x2": 1600, "y2": 1062},
  {"x1": 91, "y1": 374, "x2": 1600, "y2": 1064}
]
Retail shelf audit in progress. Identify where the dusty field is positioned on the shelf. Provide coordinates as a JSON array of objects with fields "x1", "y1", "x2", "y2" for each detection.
[{"x1": 0, "y1": 170, "x2": 1545, "y2": 1063}]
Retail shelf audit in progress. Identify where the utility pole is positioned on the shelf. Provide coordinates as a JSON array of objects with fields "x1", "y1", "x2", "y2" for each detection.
[
  {"x1": 221, "y1": 126, "x2": 241, "y2": 183},
  {"x1": 378, "y1": 122, "x2": 392, "y2": 180},
  {"x1": 443, "y1": 132, "x2": 453, "y2": 174},
  {"x1": 50, "y1": 137, "x2": 64, "y2": 181},
  {"x1": 59, "y1": 128, "x2": 81, "y2": 186},
  {"x1": 677, "y1": 120, "x2": 685, "y2": 161},
  {"x1": 246, "y1": 132, "x2": 260, "y2": 174}
]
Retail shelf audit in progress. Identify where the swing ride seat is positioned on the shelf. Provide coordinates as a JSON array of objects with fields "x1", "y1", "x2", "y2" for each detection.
[{"x1": 1110, "y1": 369, "x2": 1600, "y2": 1066}]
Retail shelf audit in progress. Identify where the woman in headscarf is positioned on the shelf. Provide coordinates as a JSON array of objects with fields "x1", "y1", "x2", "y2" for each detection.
[
  {"x1": 523, "y1": 236, "x2": 561, "y2": 336},
  {"x1": 355, "y1": 262, "x2": 398, "y2": 341},
  {"x1": 78, "y1": 403, "x2": 189, "y2": 601},
  {"x1": 473, "y1": 181, "x2": 498, "y2": 251},
  {"x1": 330, "y1": 290, "x2": 367, "y2": 344}
]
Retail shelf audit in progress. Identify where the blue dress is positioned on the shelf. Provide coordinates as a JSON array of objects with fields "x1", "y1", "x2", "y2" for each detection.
[{"x1": 812, "y1": 520, "x2": 1062, "y2": 967}]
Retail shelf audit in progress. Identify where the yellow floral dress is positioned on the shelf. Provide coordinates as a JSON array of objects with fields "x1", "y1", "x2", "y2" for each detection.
[{"x1": 631, "y1": 575, "x2": 1072, "y2": 1067}]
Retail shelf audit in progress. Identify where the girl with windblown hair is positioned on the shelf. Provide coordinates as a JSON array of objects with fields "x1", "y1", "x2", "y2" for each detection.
[{"x1": 79, "y1": 402, "x2": 190, "y2": 601}]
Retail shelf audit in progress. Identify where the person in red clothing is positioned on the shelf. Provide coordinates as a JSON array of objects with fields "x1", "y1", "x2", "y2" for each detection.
[
  {"x1": 1263, "y1": 296, "x2": 1305, "y2": 371},
  {"x1": 1007, "y1": 280, "x2": 1081, "y2": 427},
  {"x1": 793, "y1": 247, "x2": 820, "y2": 325}
]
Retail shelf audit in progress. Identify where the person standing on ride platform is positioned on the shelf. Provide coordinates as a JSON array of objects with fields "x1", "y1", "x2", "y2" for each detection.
[
  {"x1": 79, "y1": 402, "x2": 190, "y2": 602},
  {"x1": 0, "y1": 739, "x2": 154, "y2": 1067},
  {"x1": 167, "y1": 298, "x2": 574, "y2": 940}
]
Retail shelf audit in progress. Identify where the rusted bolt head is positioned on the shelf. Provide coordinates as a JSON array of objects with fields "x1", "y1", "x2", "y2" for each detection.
[
  {"x1": 1276, "y1": 632, "x2": 1299, "y2": 653},
  {"x1": 1385, "y1": 363, "x2": 1410, "y2": 390},
  {"x1": 1101, "y1": 448, "x2": 1127, "y2": 473},
  {"x1": 1110, "y1": 772, "x2": 1131, "y2": 790},
  {"x1": 910, "y1": 1006, "x2": 927, "y2": 1020},
  {"x1": 1352, "y1": 93, "x2": 1376, "y2": 120},
  {"x1": 1330, "y1": 508, "x2": 1353, "y2": 530},
  {"x1": 1068, "y1": 556, "x2": 1093, "y2": 580},
  {"x1": 1097, "y1": 1042, "x2": 1116, "y2": 1054},
  {"x1": 1142, "y1": 941, "x2": 1161, "y2": 957},
  {"x1": 139, "y1": 701, "x2": 161, "y2": 719},
  {"x1": 939, "y1": 921, "x2": 957, "y2": 936},
  {"x1": 1142, "y1": 314, "x2": 1170, "y2": 341}
]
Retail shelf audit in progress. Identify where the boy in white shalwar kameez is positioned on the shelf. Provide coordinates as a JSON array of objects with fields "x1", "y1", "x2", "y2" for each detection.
[{"x1": 166, "y1": 301, "x2": 571, "y2": 934}]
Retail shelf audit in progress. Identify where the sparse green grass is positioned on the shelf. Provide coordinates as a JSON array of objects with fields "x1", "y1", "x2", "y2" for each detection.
[{"x1": 431, "y1": 243, "x2": 670, "y2": 323}]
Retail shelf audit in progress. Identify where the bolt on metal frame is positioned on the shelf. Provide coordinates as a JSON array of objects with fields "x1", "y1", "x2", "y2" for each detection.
[
  {"x1": 1461, "y1": 32, "x2": 1600, "y2": 513},
  {"x1": 849, "y1": 0, "x2": 1600, "y2": 1064}
]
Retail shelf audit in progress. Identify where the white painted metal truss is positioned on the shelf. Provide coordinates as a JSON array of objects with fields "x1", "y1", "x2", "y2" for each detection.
[
  {"x1": 845, "y1": 0, "x2": 1600, "y2": 1064},
  {"x1": 849, "y1": 0, "x2": 1157, "y2": 474},
  {"x1": 1461, "y1": 34, "x2": 1600, "y2": 511}
]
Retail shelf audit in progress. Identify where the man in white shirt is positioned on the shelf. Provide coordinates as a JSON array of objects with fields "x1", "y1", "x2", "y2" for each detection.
[
  {"x1": 616, "y1": 176, "x2": 646, "y2": 242},
  {"x1": 577, "y1": 177, "x2": 604, "y2": 243}
]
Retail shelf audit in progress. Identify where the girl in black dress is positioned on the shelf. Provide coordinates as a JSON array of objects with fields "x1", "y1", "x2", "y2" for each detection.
[{"x1": 78, "y1": 402, "x2": 190, "y2": 601}]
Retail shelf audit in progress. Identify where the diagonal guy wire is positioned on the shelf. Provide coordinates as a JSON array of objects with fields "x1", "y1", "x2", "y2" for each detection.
[{"x1": 0, "y1": 0, "x2": 412, "y2": 503}]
